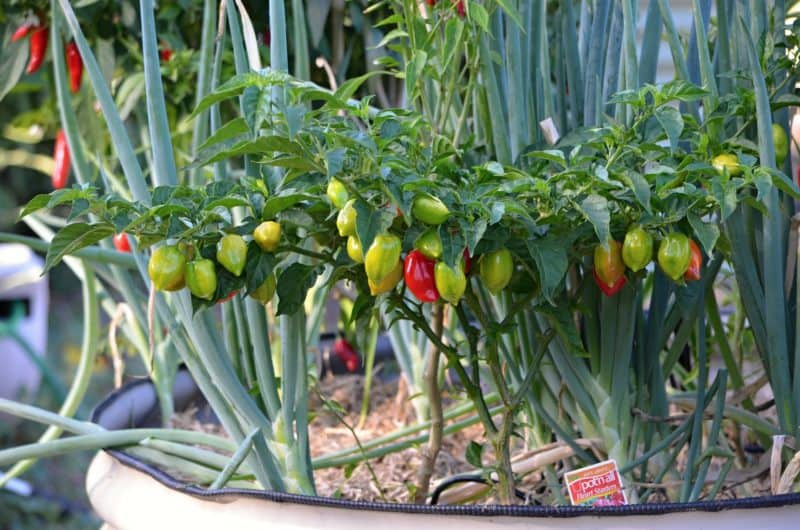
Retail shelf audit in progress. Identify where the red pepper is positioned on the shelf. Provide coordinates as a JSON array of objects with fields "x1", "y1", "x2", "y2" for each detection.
[
  {"x1": 593, "y1": 269, "x2": 626, "y2": 297},
  {"x1": 684, "y1": 240, "x2": 702, "y2": 282},
  {"x1": 159, "y1": 47, "x2": 172, "y2": 62},
  {"x1": 52, "y1": 130, "x2": 70, "y2": 189},
  {"x1": 455, "y1": 0, "x2": 466, "y2": 17},
  {"x1": 404, "y1": 250, "x2": 440, "y2": 303},
  {"x1": 332, "y1": 338, "x2": 360, "y2": 373},
  {"x1": 113, "y1": 233, "x2": 131, "y2": 253},
  {"x1": 11, "y1": 24, "x2": 33, "y2": 42},
  {"x1": 66, "y1": 41, "x2": 83, "y2": 93},
  {"x1": 426, "y1": 0, "x2": 436, "y2": 5},
  {"x1": 463, "y1": 249, "x2": 472, "y2": 275},
  {"x1": 26, "y1": 25, "x2": 48, "y2": 74}
]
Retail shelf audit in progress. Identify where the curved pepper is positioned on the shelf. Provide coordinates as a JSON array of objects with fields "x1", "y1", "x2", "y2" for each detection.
[
  {"x1": 11, "y1": 24, "x2": 33, "y2": 42},
  {"x1": 113, "y1": 233, "x2": 131, "y2": 253},
  {"x1": 66, "y1": 41, "x2": 83, "y2": 93},
  {"x1": 332, "y1": 338, "x2": 360, "y2": 373},
  {"x1": 411, "y1": 194, "x2": 450, "y2": 225},
  {"x1": 593, "y1": 269, "x2": 626, "y2": 297},
  {"x1": 365, "y1": 233, "x2": 402, "y2": 284},
  {"x1": 404, "y1": 250, "x2": 439, "y2": 303},
  {"x1": 148, "y1": 245, "x2": 187, "y2": 291},
  {"x1": 52, "y1": 130, "x2": 70, "y2": 189},
  {"x1": 26, "y1": 25, "x2": 48, "y2": 74}
]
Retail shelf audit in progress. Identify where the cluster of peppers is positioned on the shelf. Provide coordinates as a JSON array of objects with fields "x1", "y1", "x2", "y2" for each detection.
[
  {"x1": 593, "y1": 228, "x2": 702, "y2": 297},
  {"x1": 14, "y1": 16, "x2": 84, "y2": 191},
  {"x1": 328, "y1": 178, "x2": 514, "y2": 306},
  {"x1": 145, "y1": 221, "x2": 281, "y2": 303}
]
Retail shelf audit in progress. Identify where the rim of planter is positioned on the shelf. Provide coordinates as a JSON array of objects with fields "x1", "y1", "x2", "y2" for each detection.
[{"x1": 91, "y1": 371, "x2": 800, "y2": 518}]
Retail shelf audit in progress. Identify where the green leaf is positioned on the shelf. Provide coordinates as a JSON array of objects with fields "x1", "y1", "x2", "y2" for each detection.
[
  {"x1": 762, "y1": 167, "x2": 800, "y2": 199},
  {"x1": 620, "y1": 170, "x2": 651, "y2": 212},
  {"x1": 577, "y1": 194, "x2": 610, "y2": 244},
  {"x1": 528, "y1": 149, "x2": 567, "y2": 168},
  {"x1": 465, "y1": 441, "x2": 484, "y2": 468},
  {"x1": 687, "y1": 214, "x2": 720, "y2": 253},
  {"x1": 191, "y1": 72, "x2": 273, "y2": 118},
  {"x1": 198, "y1": 118, "x2": 250, "y2": 151},
  {"x1": 261, "y1": 193, "x2": 315, "y2": 218},
  {"x1": 526, "y1": 236, "x2": 568, "y2": 303},
  {"x1": 44, "y1": 222, "x2": 114, "y2": 273},
  {"x1": 654, "y1": 106, "x2": 683, "y2": 151},
  {"x1": 325, "y1": 148, "x2": 347, "y2": 177},
  {"x1": 18, "y1": 194, "x2": 52, "y2": 220},
  {"x1": 276, "y1": 263, "x2": 319, "y2": 315},
  {"x1": 245, "y1": 245, "x2": 276, "y2": 294},
  {"x1": 354, "y1": 200, "x2": 388, "y2": 256},
  {"x1": 440, "y1": 229, "x2": 466, "y2": 269},
  {"x1": 470, "y1": 3, "x2": 490, "y2": 32},
  {"x1": 711, "y1": 180, "x2": 737, "y2": 221},
  {"x1": 660, "y1": 80, "x2": 708, "y2": 102},
  {"x1": 771, "y1": 93, "x2": 800, "y2": 111},
  {"x1": 242, "y1": 85, "x2": 271, "y2": 132},
  {"x1": 0, "y1": 32, "x2": 29, "y2": 102}
]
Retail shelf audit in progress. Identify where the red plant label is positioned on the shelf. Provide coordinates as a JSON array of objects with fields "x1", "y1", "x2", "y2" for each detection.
[{"x1": 564, "y1": 459, "x2": 627, "y2": 507}]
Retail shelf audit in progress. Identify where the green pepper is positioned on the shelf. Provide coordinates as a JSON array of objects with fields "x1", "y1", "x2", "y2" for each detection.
[
  {"x1": 657, "y1": 232, "x2": 691, "y2": 281},
  {"x1": 337, "y1": 199, "x2": 357, "y2": 237},
  {"x1": 368, "y1": 259, "x2": 402, "y2": 295},
  {"x1": 621, "y1": 226, "x2": 653, "y2": 272},
  {"x1": 364, "y1": 233, "x2": 402, "y2": 284},
  {"x1": 479, "y1": 248, "x2": 513, "y2": 295},
  {"x1": 185, "y1": 258, "x2": 217, "y2": 300},
  {"x1": 326, "y1": 178, "x2": 349, "y2": 209},
  {"x1": 250, "y1": 273, "x2": 277, "y2": 304},
  {"x1": 254, "y1": 221, "x2": 281, "y2": 252},
  {"x1": 347, "y1": 236, "x2": 364, "y2": 263},
  {"x1": 415, "y1": 229, "x2": 443, "y2": 260},
  {"x1": 773, "y1": 124, "x2": 789, "y2": 166},
  {"x1": 711, "y1": 153, "x2": 741, "y2": 177},
  {"x1": 411, "y1": 194, "x2": 450, "y2": 225},
  {"x1": 216, "y1": 234, "x2": 247, "y2": 277},
  {"x1": 593, "y1": 239, "x2": 625, "y2": 289},
  {"x1": 148, "y1": 245, "x2": 187, "y2": 292},
  {"x1": 434, "y1": 261, "x2": 467, "y2": 305}
]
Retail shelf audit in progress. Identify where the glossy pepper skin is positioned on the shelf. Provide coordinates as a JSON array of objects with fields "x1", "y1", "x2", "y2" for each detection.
[
  {"x1": 346, "y1": 236, "x2": 364, "y2": 263},
  {"x1": 593, "y1": 239, "x2": 625, "y2": 291},
  {"x1": 593, "y1": 269, "x2": 626, "y2": 297},
  {"x1": 415, "y1": 229, "x2": 442, "y2": 260},
  {"x1": 411, "y1": 194, "x2": 450, "y2": 225},
  {"x1": 253, "y1": 221, "x2": 281, "y2": 252},
  {"x1": 365, "y1": 233, "x2": 402, "y2": 284},
  {"x1": 657, "y1": 232, "x2": 691, "y2": 281},
  {"x1": 621, "y1": 226, "x2": 653, "y2": 272},
  {"x1": 684, "y1": 240, "x2": 702, "y2": 282},
  {"x1": 53, "y1": 130, "x2": 70, "y2": 189},
  {"x1": 368, "y1": 259, "x2": 402, "y2": 295},
  {"x1": 216, "y1": 234, "x2": 247, "y2": 277},
  {"x1": 113, "y1": 233, "x2": 131, "y2": 253},
  {"x1": 250, "y1": 273, "x2": 276, "y2": 304},
  {"x1": 65, "y1": 41, "x2": 83, "y2": 93},
  {"x1": 148, "y1": 245, "x2": 187, "y2": 291},
  {"x1": 404, "y1": 250, "x2": 439, "y2": 303},
  {"x1": 326, "y1": 178, "x2": 348, "y2": 209},
  {"x1": 336, "y1": 199, "x2": 357, "y2": 237},
  {"x1": 185, "y1": 259, "x2": 217, "y2": 300},
  {"x1": 434, "y1": 261, "x2": 467, "y2": 305},
  {"x1": 332, "y1": 338, "x2": 360, "y2": 373},
  {"x1": 11, "y1": 24, "x2": 33, "y2": 42},
  {"x1": 479, "y1": 248, "x2": 513, "y2": 295},
  {"x1": 26, "y1": 25, "x2": 48, "y2": 74},
  {"x1": 711, "y1": 153, "x2": 741, "y2": 177}
]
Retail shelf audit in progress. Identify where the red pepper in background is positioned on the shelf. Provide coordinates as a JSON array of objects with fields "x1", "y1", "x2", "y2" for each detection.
[
  {"x1": 404, "y1": 250, "x2": 440, "y2": 303},
  {"x1": 426, "y1": 0, "x2": 436, "y2": 5},
  {"x1": 66, "y1": 41, "x2": 83, "y2": 93},
  {"x1": 113, "y1": 233, "x2": 131, "y2": 253},
  {"x1": 463, "y1": 249, "x2": 472, "y2": 275},
  {"x1": 455, "y1": 0, "x2": 466, "y2": 17},
  {"x1": 593, "y1": 269, "x2": 626, "y2": 297},
  {"x1": 11, "y1": 24, "x2": 33, "y2": 42},
  {"x1": 332, "y1": 338, "x2": 360, "y2": 373},
  {"x1": 26, "y1": 25, "x2": 48, "y2": 74},
  {"x1": 159, "y1": 47, "x2": 172, "y2": 62},
  {"x1": 684, "y1": 240, "x2": 702, "y2": 282},
  {"x1": 52, "y1": 130, "x2": 70, "y2": 189}
]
